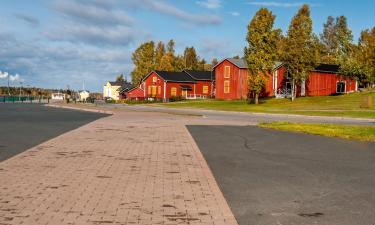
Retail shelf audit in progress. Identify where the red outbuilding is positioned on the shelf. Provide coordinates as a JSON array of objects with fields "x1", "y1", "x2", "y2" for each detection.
[
  {"x1": 142, "y1": 70, "x2": 213, "y2": 101},
  {"x1": 126, "y1": 85, "x2": 146, "y2": 100},
  {"x1": 214, "y1": 58, "x2": 358, "y2": 100}
]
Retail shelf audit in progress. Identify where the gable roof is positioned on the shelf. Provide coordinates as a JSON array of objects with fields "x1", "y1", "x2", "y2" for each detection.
[
  {"x1": 154, "y1": 71, "x2": 196, "y2": 82},
  {"x1": 214, "y1": 58, "x2": 281, "y2": 70},
  {"x1": 227, "y1": 58, "x2": 248, "y2": 68},
  {"x1": 184, "y1": 70, "x2": 212, "y2": 80}
]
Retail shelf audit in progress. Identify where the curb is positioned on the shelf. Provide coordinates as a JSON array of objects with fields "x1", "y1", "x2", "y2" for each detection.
[{"x1": 46, "y1": 104, "x2": 114, "y2": 115}]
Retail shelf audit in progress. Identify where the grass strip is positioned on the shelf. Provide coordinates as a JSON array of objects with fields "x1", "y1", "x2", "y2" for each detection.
[{"x1": 258, "y1": 121, "x2": 375, "y2": 142}]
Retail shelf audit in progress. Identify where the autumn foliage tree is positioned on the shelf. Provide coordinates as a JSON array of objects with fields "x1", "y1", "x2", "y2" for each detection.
[
  {"x1": 131, "y1": 41, "x2": 155, "y2": 85},
  {"x1": 130, "y1": 40, "x2": 211, "y2": 84},
  {"x1": 245, "y1": 8, "x2": 280, "y2": 104},
  {"x1": 282, "y1": 4, "x2": 318, "y2": 101}
]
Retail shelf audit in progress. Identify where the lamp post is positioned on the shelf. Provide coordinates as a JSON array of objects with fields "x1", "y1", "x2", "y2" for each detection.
[
  {"x1": 19, "y1": 82, "x2": 23, "y2": 101},
  {"x1": 7, "y1": 73, "x2": 10, "y2": 96}
]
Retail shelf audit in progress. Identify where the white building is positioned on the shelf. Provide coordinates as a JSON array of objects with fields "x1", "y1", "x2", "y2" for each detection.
[{"x1": 79, "y1": 90, "x2": 90, "y2": 101}]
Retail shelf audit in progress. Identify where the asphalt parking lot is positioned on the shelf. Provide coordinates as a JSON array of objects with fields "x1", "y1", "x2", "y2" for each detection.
[
  {"x1": 0, "y1": 103, "x2": 107, "y2": 161},
  {"x1": 187, "y1": 125, "x2": 375, "y2": 225}
]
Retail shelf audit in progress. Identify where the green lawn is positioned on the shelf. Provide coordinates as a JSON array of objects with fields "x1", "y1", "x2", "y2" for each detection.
[
  {"x1": 258, "y1": 122, "x2": 375, "y2": 142},
  {"x1": 157, "y1": 90, "x2": 375, "y2": 119}
]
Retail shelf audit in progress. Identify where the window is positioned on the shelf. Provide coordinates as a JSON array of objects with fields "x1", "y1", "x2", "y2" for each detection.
[
  {"x1": 171, "y1": 87, "x2": 177, "y2": 96},
  {"x1": 336, "y1": 81, "x2": 346, "y2": 93},
  {"x1": 151, "y1": 86, "x2": 157, "y2": 97},
  {"x1": 202, "y1": 85, "x2": 208, "y2": 94},
  {"x1": 158, "y1": 86, "x2": 161, "y2": 94},
  {"x1": 224, "y1": 66, "x2": 230, "y2": 78},
  {"x1": 224, "y1": 81, "x2": 230, "y2": 93},
  {"x1": 148, "y1": 86, "x2": 151, "y2": 94},
  {"x1": 152, "y1": 76, "x2": 157, "y2": 83},
  {"x1": 286, "y1": 70, "x2": 291, "y2": 79}
]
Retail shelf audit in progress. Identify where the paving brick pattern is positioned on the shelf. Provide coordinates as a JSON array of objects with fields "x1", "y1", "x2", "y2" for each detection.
[{"x1": 0, "y1": 110, "x2": 238, "y2": 225}]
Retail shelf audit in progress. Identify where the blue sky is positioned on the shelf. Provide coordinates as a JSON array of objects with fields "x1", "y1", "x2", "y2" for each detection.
[{"x1": 0, "y1": 0, "x2": 373, "y2": 91}]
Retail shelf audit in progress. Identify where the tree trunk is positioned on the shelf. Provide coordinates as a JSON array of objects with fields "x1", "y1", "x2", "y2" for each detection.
[
  {"x1": 291, "y1": 79, "x2": 296, "y2": 102},
  {"x1": 255, "y1": 93, "x2": 259, "y2": 104}
]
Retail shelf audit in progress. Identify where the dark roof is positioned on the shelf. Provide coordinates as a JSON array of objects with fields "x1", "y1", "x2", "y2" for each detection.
[
  {"x1": 227, "y1": 58, "x2": 248, "y2": 68},
  {"x1": 180, "y1": 85, "x2": 193, "y2": 90},
  {"x1": 223, "y1": 58, "x2": 284, "y2": 70},
  {"x1": 109, "y1": 80, "x2": 128, "y2": 86},
  {"x1": 116, "y1": 81, "x2": 133, "y2": 93},
  {"x1": 313, "y1": 64, "x2": 340, "y2": 73},
  {"x1": 154, "y1": 71, "x2": 196, "y2": 82},
  {"x1": 184, "y1": 70, "x2": 212, "y2": 80}
]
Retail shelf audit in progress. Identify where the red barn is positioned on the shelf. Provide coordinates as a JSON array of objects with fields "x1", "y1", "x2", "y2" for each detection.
[
  {"x1": 214, "y1": 58, "x2": 358, "y2": 99},
  {"x1": 142, "y1": 70, "x2": 213, "y2": 101}
]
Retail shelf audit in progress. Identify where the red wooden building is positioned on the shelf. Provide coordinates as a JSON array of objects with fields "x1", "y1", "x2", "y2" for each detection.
[
  {"x1": 126, "y1": 85, "x2": 145, "y2": 100},
  {"x1": 141, "y1": 70, "x2": 213, "y2": 101},
  {"x1": 213, "y1": 58, "x2": 357, "y2": 100}
]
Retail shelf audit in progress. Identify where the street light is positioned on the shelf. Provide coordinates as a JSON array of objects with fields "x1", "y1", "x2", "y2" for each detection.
[{"x1": 19, "y1": 82, "x2": 23, "y2": 101}]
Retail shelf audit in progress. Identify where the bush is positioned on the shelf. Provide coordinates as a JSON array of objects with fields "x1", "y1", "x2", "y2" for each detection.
[{"x1": 169, "y1": 96, "x2": 183, "y2": 102}]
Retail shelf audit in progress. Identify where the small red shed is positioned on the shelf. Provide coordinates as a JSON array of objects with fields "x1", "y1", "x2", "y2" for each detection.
[{"x1": 127, "y1": 85, "x2": 145, "y2": 100}]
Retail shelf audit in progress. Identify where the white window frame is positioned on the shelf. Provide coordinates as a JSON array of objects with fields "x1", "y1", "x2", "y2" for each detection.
[
  {"x1": 224, "y1": 80, "x2": 230, "y2": 93},
  {"x1": 224, "y1": 66, "x2": 230, "y2": 78},
  {"x1": 336, "y1": 81, "x2": 346, "y2": 93}
]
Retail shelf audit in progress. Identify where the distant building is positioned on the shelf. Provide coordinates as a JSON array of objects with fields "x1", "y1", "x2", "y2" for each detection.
[
  {"x1": 79, "y1": 90, "x2": 90, "y2": 101},
  {"x1": 142, "y1": 70, "x2": 213, "y2": 101},
  {"x1": 51, "y1": 92, "x2": 65, "y2": 100},
  {"x1": 103, "y1": 80, "x2": 132, "y2": 100}
]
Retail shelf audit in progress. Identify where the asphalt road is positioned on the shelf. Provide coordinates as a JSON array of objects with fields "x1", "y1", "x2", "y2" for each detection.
[
  {"x1": 0, "y1": 103, "x2": 107, "y2": 161},
  {"x1": 187, "y1": 125, "x2": 375, "y2": 225}
]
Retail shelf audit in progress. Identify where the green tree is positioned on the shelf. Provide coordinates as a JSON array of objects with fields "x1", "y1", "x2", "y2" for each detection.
[
  {"x1": 155, "y1": 41, "x2": 165, "y2": 70},
  {"x1": 343, "y1": 27, "x2": 375, "y2": 85},
  {"x1": 116, "y1": 74, "x2": 125, "y2": 82},
  {"x1": 131, "y1": 41, "x2": 155, "y2": 85},
  {"x1": 336, "y1": 16, "x2": 353, "y2": 58},
  {"x1": 197, "y1": 59, "x2": 205, "y2": 70},
  {"x1": 320, "y1": 16, "x2": 353, "y2": 63},
  {"x1": 167, "y1": 39, "x2": 175, "y2": 55},
  {"x1": 360, "y1": 28, "x2": 375, "y2": 84},
  {"x1": 244, "y1": 8, "x2": 280, "y2": 104},
  {"x1": 184, "y1": 47, "x2": 199, "y2": 70},
  {"x1": 282, "y1": 4, "x2": 318, "y2": 101},
  {"x1": 159, "y1": 54, "x2": 174, "y2": 71},
  {"x1": 211, "y1": 58, "x2": 218, "y2": 67},
  {"x1": 174, "y1": 55, "x2": 185, "y2": 71}
]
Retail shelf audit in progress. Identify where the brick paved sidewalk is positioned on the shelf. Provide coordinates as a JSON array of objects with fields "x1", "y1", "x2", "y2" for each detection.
[{"x1": 0, "y1": 110, "x2": 238, "y2": 225}]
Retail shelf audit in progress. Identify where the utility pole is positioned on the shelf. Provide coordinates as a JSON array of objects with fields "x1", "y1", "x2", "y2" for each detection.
[
  {"x1": 7, "y1": 73, "x2": 10, "y2": 96},
  {"x1": 19, "y1": 82, "x2": 23, "y2": 101}
]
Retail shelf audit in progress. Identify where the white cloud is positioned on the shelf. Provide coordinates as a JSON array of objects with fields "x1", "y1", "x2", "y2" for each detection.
[
  {"x1": 230, "y1": 11, "x2": 240, "y2": 16},
  {"x1": 125, "y1": 0, "x2": 221, "y2": 25},
  {"x1": 247, "y1": 1, "x2": 318, "y2": 7},
  {"x1": 48, "y1": 0, "x2": 141, "y2": 46},
  {"x1": 0, "y1": 32, "x2": 132, "y2": 91},
  {"x1": 0, "y1": 71, "x2": 22, "y2": 81},
  {"x1": 9, "y1": 74, "x2": 21, "y2": 81},
  {"x1": 0, "y1": 71, "x2": 8, "y2": 79},
  {"x1": 53, "y1": 0, "x2": 134, "y2": 27},
  {"x1": 196, "y1": 0, "x2": 222, "y2": 9}
]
